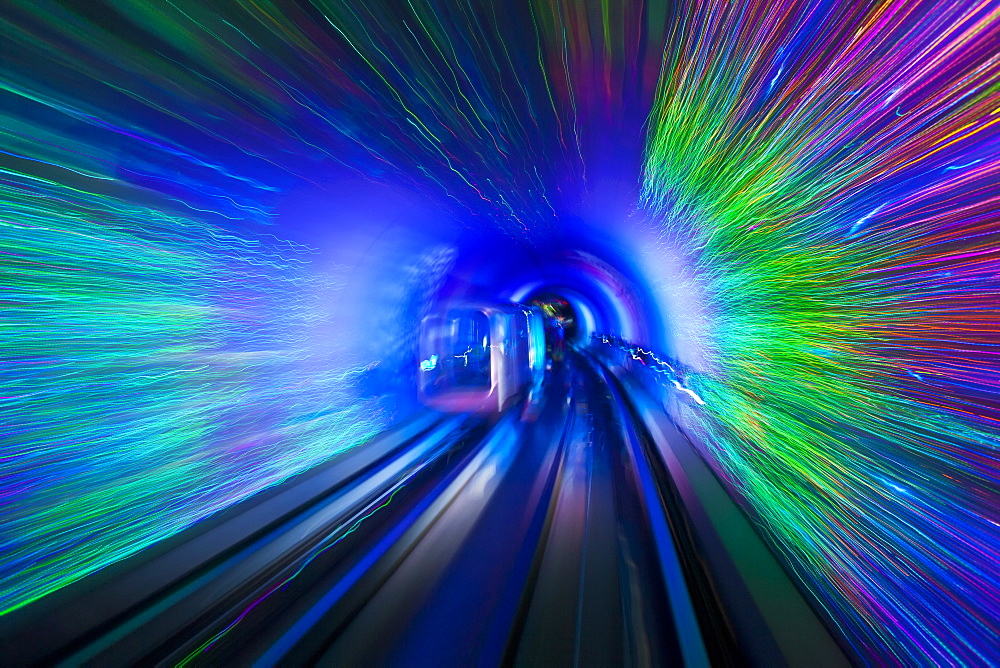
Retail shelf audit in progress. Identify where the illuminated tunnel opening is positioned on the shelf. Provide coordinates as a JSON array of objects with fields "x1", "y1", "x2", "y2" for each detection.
[{"x1": 527, "y1": 294, "x2": 581, "y2": 342}]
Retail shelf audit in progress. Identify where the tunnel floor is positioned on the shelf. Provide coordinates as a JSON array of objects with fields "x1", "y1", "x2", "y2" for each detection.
[{"x1": 1, "y1": 352, "x2": 847, "y2": 666}]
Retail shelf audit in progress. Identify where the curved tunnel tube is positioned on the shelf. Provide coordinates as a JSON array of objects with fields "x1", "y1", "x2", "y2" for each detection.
[{"x1": 2, "y1": 2, "x2": 998, "y2": 665}]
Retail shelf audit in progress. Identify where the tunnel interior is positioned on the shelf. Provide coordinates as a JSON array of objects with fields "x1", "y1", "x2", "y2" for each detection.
[{"x1": 1, "y1": 1, "x2": 999, "y2": 665}]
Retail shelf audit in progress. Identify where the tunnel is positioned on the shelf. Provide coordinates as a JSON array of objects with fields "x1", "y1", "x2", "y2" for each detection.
[{"x1": 1, "y1": 1, "x2": 999, "y2": 666}]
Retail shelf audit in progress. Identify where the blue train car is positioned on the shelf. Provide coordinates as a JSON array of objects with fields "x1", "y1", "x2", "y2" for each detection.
[{"x1": 418, "y1": 303, "x2": 546, "y2": 413}]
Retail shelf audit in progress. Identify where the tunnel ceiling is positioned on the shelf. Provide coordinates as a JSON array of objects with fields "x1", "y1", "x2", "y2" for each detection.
[{"x1": 2, "y1": 0, "x2": 999, "y2": 664}]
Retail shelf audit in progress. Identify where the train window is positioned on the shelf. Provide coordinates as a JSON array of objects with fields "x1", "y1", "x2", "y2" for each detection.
[
  {"x1": 419, "y1": 309, "x2": 491, "y2": 397},
  {"x1": 449, "y1": 310, "x2": 491, "y2": 387}
]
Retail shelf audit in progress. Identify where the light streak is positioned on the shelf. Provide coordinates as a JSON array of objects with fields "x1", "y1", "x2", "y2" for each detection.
[
  {"x1": 0, "y1": 168, "x2": 387, "y2": 615},
  {"x1": 1, "y1": 1, "x2": 998, "y2": 664},
  {"x1": 596, "y1": 334, "x2": 706, "y2": 406},
  {"x1": 642, "y1": 1, "x2": 1000, "y2": 662}
]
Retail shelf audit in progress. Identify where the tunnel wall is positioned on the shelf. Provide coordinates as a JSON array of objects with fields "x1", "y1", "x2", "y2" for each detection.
[{"x1": 1, "y1": 1, "x2": 999, "y2": 664}]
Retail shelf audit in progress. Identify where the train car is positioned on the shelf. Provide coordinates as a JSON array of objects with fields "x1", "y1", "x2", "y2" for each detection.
[{"x1": 418, "y1": 303, "x2": 546, "y2": 413}]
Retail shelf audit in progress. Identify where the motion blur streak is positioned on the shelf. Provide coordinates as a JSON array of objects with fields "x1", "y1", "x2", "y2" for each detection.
[
  {"x1": 0, "y1": 0, "x2": 998, "y2": 665},
  {"x1": 0, "y1": 167, "x2": 389, "y2": 614},
  {"x1": 641, "y1": 1, "x2": 1000, "y2": 663}
]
